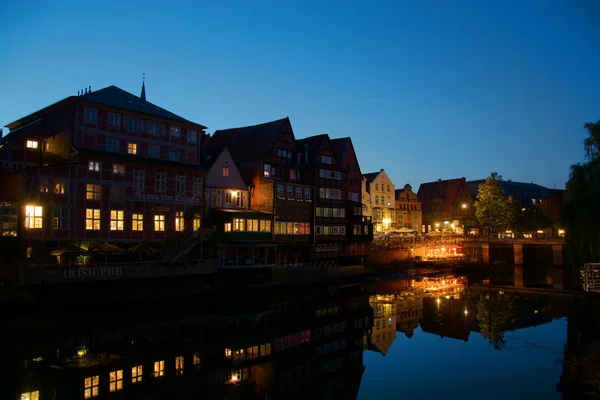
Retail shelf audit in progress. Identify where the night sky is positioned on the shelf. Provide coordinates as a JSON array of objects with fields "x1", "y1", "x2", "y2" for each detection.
[{"x1": 1, "y1": 0, "x2": 599, "y2": 189}]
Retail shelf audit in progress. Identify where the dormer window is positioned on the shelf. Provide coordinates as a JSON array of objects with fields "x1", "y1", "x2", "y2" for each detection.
[
  {"x1": 170, "y1": 126, "x2": 180, "y2": 138},
  {"x1": 84, "y1": 108, "x2": 97, "y2": 123},
  {"x1": 26, "y1": 140, "x2": 38, "y2": 149}
]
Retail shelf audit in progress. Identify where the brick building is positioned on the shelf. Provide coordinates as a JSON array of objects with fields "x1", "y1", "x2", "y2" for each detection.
[{"x1": 0, "y1": 83, "x2": 207, "y2": 280}]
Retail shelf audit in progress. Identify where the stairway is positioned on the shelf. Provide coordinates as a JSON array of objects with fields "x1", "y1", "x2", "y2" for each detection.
[{"x1": 160, "y1": 228, "x2": 200, "y2": 264}]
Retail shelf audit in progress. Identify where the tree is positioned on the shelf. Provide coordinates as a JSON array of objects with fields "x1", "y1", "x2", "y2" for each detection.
[
  {"x1": 474, "y1": 174, "x2": 516, "y2": 235},
  {"x1": 562, "y1": 120, "x2": 600, "y2": 287},
  {"x1": 476, "y1": 294, "x2": 517, "y2": 350}
]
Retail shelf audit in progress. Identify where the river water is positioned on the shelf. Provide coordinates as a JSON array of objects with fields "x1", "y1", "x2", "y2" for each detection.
[{"x1": 2, "y1": 267, "x2": 596, "y2": 400}]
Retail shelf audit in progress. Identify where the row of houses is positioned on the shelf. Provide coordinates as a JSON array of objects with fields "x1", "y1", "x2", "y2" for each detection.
[
  {"x1": 362, "y1": 170, "x2": 564, "y2": 236},
  {"x1": 0, "y1": 82, "x2": 373, "y2": 282},
  {"x1": 0, "y1": 81, "x2": 564, "y2": 283}
]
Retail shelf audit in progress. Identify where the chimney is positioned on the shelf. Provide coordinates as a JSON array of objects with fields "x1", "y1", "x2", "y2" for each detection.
[{"x1": 88, "y1": 85, "x2": 91, "y2": 93}]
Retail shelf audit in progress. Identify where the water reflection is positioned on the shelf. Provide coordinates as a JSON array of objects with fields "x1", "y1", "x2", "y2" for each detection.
[{"x1": 3, "y1": 267, "x2": 599, "y2": 399}]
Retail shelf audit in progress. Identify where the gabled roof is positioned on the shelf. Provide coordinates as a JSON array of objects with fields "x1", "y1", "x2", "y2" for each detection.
[
  {"x1": 296, "y1": 134, "x2": 330, "y2": 164},
  {"x1": 5, "y1": 85, "x2": 206, "y2": 132},
  {"x1": 417, "y1": 178, "x2": 466, "y2": 214},
  {"x1": 330, "y1": 137, "x2": 349, "y2": 162},
  {"x1": 209, "y1": 117, "x2": 290, "y2": 163}
]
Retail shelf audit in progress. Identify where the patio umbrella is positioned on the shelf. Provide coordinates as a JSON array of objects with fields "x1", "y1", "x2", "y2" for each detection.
[
  {"x1": 398, "y1": 227, "x2": 415, "y2": 233},
  {"x1": 92, "y1": 242, "x2": 125, "y2": 255},
  {"x1": 50, "y1": 244, "x2": 90, "y2": 256}
]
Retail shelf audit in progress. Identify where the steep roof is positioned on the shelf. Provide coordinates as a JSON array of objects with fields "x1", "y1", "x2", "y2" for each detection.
[
  {"x1": 296, "y1": 134, "x2": 330, "y2": 164},
  {"x1": 363, "y1": 171, "x2": 380, "y2": 183},
  {"x1": 5, "y1": 85, "x2": 206, "y2": 131},
  {"x1": 79, "y1": 85, "x2": 206, "y2": 128},
  {"x1": 417, "y1": 178, "x2": 466, "y2": 214},
  {"x1": 209, "y1": 117, "x2": 290, "y2": 163},
  {"x1": 330, "y1": 137, "x2": 349, "y2": 162}
]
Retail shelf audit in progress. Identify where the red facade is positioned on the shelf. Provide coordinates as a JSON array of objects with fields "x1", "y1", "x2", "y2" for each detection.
[{"x1": 0, "y1": 85, "x2": 207, "y2": 263}]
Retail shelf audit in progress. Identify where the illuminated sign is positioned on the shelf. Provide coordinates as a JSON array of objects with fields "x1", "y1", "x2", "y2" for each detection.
[{"x1": 134, "y1": 191, "x2": 199, "y2": 203}]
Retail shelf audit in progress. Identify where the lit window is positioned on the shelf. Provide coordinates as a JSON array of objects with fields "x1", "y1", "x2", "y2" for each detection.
[
  {"x1": 88, "y1": 161, "x2": 100, "y2": 171},
  {"x1": 224, "y1": 222, "x2": 232, "y2": 232},
  {"x1": 86, "y1": 184, "x2": 101, "y2": 200},
  {"x1": 193, "y1": 213, "x2": 201, "y2": 231},
  {"x1": 54, "y1": 178, "x2": 67, "y2": 194},
  {"x1": 175, "y1": 355, "x2": 184, "y2": 376},
  {"x1": 225, "y1": 348, "x2": 232, "y2": 358},
  {"x1": 170, "y1": 126, "x2": 180, "y2": 137},
  {"x1": 113, "y1": 163, "x2": 125, "y2": 175},
  {"x1": 110, "y1": 210, "x2": 124, "y2": 231},
  {"x1": 20, "y1": 391, "x2": 39, "y2": 400},
  {"x1": 132, "y1": 365, "x2": 143, "y2": 383},
  {"x1": 153, "y1": 360, "x2": 164, "y2": 377},
  {"x1": 233, "y1": 218, "x2": 245, "y2": 231},
  {"x1": 259, "y1": 220, "x2": 271, "y2": 232},
  {"x1": 128, "y1": 142, "x2": 137, "y2": 155},
  {"x1": 85, "y1": 209, "x2": 100, "y2": 230},
  {"x1": 175, "y1": 211, "x2": 184, "y2": 232},
  {"x1": 263, "y1": 163, "x2": 271, "y2": 177},
  {"x1": 222, "y1": 167, "x2": 229, "y2": 177},
  {"x1": 109, "y1": 369, "x2": 123, "y2": 392},
  {"x1": 193, "y1": 353, "x2": 201, "y2": 367},
  {"x1": 25, "y1": 205, "x2": 43, "y2": 229},
  {"x1": 154, "y1": 214, "x2": 165, "y2": 231},
  {"x1": 26, "y1": 140, "x2": 38, "y2": 149},
  {"x1": 84, "y1": 375, "x2": 99, "y2": 398},
  {"x1": 132, "y1": 214, "x2": 143, "y2": 231}
]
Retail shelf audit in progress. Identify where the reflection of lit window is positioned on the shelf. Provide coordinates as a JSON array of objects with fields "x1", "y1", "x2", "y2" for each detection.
[
  {"x1": 109, "y1": 370, "x2": 123, "y2": 392},
  {"x1": 21, "y1": 391, "x2": 40, "y2": 400},
  {"x1": 84, "y1": 375, "x2": 99, "y2": 398},
  {"x1": 193, "y1": 353, "x2": 201, "y2": 367},
  {"x1": 224, "y1": 348, "x2": 232, "y2": 358},
  {"x1": 25, "y1": 205, "x2": 43, "y2": 229},
  {"x1": 131, "y1": 365, "x2": 143, "y2": 383},
  {"x1": 175, "y1": 355, "x2": 184, "y2": 376},
  {"x1": 153, "y1": 360, "x2": 164, "y2": 377},
  {"x1": 193, "y1": 213, "x2": 201, "y2": 231}
]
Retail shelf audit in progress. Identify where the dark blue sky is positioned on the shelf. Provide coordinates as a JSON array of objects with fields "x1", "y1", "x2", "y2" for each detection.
[{"x1": 1, "y1": 0, "x2": 599, "y2": 189}]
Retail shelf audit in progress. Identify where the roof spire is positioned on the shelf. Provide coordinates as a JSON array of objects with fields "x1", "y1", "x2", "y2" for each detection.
[{"x1": 140, "y1": 73, "x2": 146, "y2": 101}]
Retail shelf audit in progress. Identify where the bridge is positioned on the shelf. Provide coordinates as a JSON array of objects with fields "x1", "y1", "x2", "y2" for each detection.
[{"x1": 461, "y1": 237, "x2": 565, "y2": 266}]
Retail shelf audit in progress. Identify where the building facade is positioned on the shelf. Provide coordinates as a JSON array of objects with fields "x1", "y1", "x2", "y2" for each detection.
[
  {"x1": 0, "y1": 84, "x2": 208, "y2": 281},
  {"x1": 417, "y1": 177, "x2": 476, "y2": 234},
  {"x1": 362, "y1": 169, "x2": 395, "y2": 232},
  {"x1": 394, "y1": 183, "x2": 422, "y2": 232},
  {"x1": 206, "y1": 118, "x2": 312, "y2": 267},
  {"x1": 331, "y1": 137, "x2": 373, "y2": 265}
]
